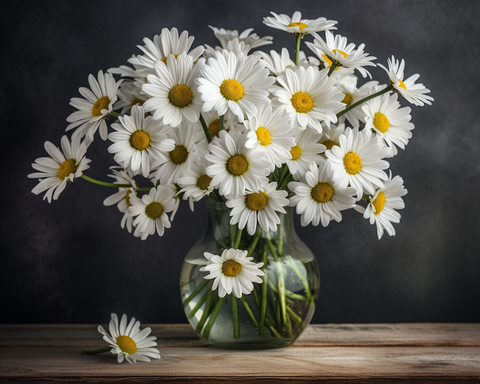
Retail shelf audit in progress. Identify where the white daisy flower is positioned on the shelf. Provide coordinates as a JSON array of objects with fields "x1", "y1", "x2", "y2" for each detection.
[
  {"x1": 114, "y1": 81, "x2": 148, "y2": 115},
  {"x1": 357, "y1": 172, "x2": 407, "y2": 239},
  {"x1": 325, "y1": 127, "x2": 390, "y2": 199},
  {"x1": 338, "y1": 77, "x2": 380, "y2": 127},
  {"x1": 103, "y1": 166, "x2": 138, "y2": 233},
  {"x1": 226, "y1": 182, "x2": 289, "y2": 236},
  {"x1": 244, "y1": 105, "x2": 296, "y2": 171},
  {"x1": 197, "y1": 50, "x2": 275, "y2": 123},
  {"x1": 66, "y1": 70, "x2": 122, "y2": 142},
  {"x1": 107, "y1": 105, "x2": 175, "y2": 178},
  {"x1": 177, "y1": 151, "x2": 215, "y2": 206},
  {"x1": 128, "y1": 28, "x2": 204, "y2": 77},
  {"x1": 205, "y1": 130, "x2": 270, "y2": 199},
  {"x1": 151, "y1": 125, "x2": 198, "y2": 186},
  {"x1": 129, "y1": 185, "x2": 177, "y2": 240},
  {"x1": 306, "y1": 31, "x2": 377, "y2": 79},
  {"x1": 378, "y1": 55, "x2": 434, "y2": 106},
  {"x1": 288, "y1": 160, "x2": 356, "y2": 227},
  {"x1": 198, "y1": 110, "x2": 241, "y2": 140},
  {"x1": 200, "y1": 249, "x2": 265, "y2": 298},
  {"x1": 208, "y1": 26, "x2": 273, "y2": 51},
  {"x1": 142, "y1": 53, "x2": 205, "y2": 128},
  {"x1": 363, "y1": 92, "x2": 414, "y2": 157},
  {"x1": 263, "y1": 11, "x2": 337, "y2": 35},
  {"x1": 272, "y1": 66, "x2": 344, "y2": 133},
  {"x1": 97, "y1": 313, "x2": 160, "y2": 364},
  {"x1": 255, "y1": 48, "x2": 310, "y2": 77},
  {"x1": 319, "y1": 122, "x2": 346, "y2": 152},
  {"x1": 28, "y1": 135, "x2": 91, "y2": 203},
  {"x1": 286, "y1": 127, "x2": 325, "y2": 178}
]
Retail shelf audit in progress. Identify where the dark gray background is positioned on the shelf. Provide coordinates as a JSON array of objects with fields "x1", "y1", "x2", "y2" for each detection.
[{"x1": 2, "y1": 0, "x2": 479, "y2": 324}]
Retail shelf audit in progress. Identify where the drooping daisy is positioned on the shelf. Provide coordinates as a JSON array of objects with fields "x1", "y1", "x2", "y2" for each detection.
[
  {"x1": 177, "y1": 151, "x2": 215, "y2": 206},
  {"x1": 378, "y1": 55, "x2": 434, "y2": 106},
  {"x1": 205, "y1": 130, "x2": 270, "y2": 199},
  {"x1": 128, "y1": 185, "x2": 177, "y2": 240},
  {"x1": 200, "y1": 249, "x2": 265, "y2": 298},
  {"x1": 66, "y1": 70, "x2": 122, "y2": 142},
  {"x1": 150, "y1": 125, "x2": 198, "y2": 186},
  {"x1": 107, "y1": 105, "x2": 175, "y2": 177},
  {"x1": 272, "y1": 66, "x2": 344, "y2": 132},
  {"x1": 128, "y1": 28, "x2": 205, "y2": 77},
  {"x1": 285, "y1": 127, "x2": 325, "y2": 178},
  {"x1": 357, "y1": 172, "x2": 407, "y2": 239},
  {"x1": 306, "y1": 31, "x2": 377, "y2": 79},
  {"x1": 142, "y1": 53, "x2": 205, "y2": 128},
  {"x1": 28, "y1": 135, "x2": 91, "y2": 203},
  {"x1": 114, "y1": 81, "x2": 148, "y2": 115},
  {"x1": 362, "y1": 92, "x2": 414, "y2": 157},
  {"x1": 197, "y1": 50, "x2": 274, "y2": 123},
  {"x1": 103, "y1": 166, "x2": 137, "y2": 233},
  {"x1": 263, "y1": 11, "x2": 337, "y2": 35},
  {"x1": 97, "y1": 313, "x2": 160, "y2": 364},
  {"x1": 244, "y1": 105, "x2": 296, "y2": 171},
  {"x1": 255, "y1": 48, "x2": 310, "y2": 77},
  {"x1": 226, "y1": 182, "x2": 289, "y2": 235},
  {"x1": 326, "y1": 127, "x2": 390, "y2": 199},
  {"x1": 288, "y1": 160, "x2": 356, "y2": 227}
]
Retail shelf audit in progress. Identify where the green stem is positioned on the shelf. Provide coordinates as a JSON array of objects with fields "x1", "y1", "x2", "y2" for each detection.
[
  {"x1": 199, "y1": 113, "x2": 212, "y2": 143},
  {"x1": 82, "y1": 347, "x2": 111, "y2": 355},
  {"x1": 80, "y1": 174, "x2": 131, "y2": 188},
  {"x1": 239, "y1": 295, "x2": 259, "y2": 327},
  {"x1": 337, "y1": 84, "x2": 394, "y2": 119},
  {"x1": 233, "y1": 227, "x2": 243, "y2": 249},
  {"x1": 188, "y1": 287, "x2": 210, "y2": 319},
  {"x1": 183, "y1": 279, "x2": 210, "y2": 309},
  {"x1": 196, "y1": 290, "x2": 215, "y2": 334},
  {"x1": 266, "y1": 238, "x2": 287, "y2": 328},
  {"x1": 267, "y1": 280, "x2": 307, "y2": 302},
  {"x1": 259, "y1": 248, "x2": 268, "y2": 335},
  {"x1": 109, "y1": 111, "x2": 120, "y2": 118},
  {"x1": 218, "y1": 115, "x2": 224, "y2": 133},
  {"x1": 294, "y1": 34, "x2": 301, "y2": 65},
  {"x1": 246, "y1": 230, "x2": 261, "y2": 257},
  {"x1": 231, "y1": 296, "x2": 240, "y2": 339},
  {"x1": 327, "y1": 63, "x2": 338, "y2": 77},
  {"x1": 202, "y1": 297, "x2": 225, "y2": 341},
  {"x1": 286, "y1": 258, "x2": 312, "y2": 302},
  {"x1": 286, "y1": 305, "x2": 304, "y2": 328}
]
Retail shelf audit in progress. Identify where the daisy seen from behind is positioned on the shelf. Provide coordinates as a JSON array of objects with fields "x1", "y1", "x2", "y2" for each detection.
[
  {"x1": 66, "y1": 70, "x2": 122, "y2": 142},
  {"x1": 272, "y1": 65, "x2": 344, "y2": 133},
  {"x1": 197, "y1": 50, "x2": 274, "y2": 123},
  {"x1": 97, "y1": 313, "x2": 160, "y2": 364},
  {"x1": 128, "y1": 185, "x2": 177, "y2": 239},
  {"x1": 357, "y1": 172, "x2": 407, "y2": 239},
  {"x1": 28, "y1": 135, "x2": 90, "y2": 203},
  {"x1": 107, "y1": 105, "x2": 175, "y2": 177},
  {"x1": 200, "y1": 248, "x2": 265, "y2": 298},
  {"x1": 226, "y1": 182, "x2": 289, "y2": 235},
  {"x1": 378, "y1": 55, "x2": 433, "y2": 106},
  {"x1": 288, "y1": 160, "x2": 356, "y2": 227},
  {"x1": 326, "y1": 127, "x2": 390, "y2": 199},
  {"x1": 263, "y1": 11, "x2": 337, "y2": 35}
]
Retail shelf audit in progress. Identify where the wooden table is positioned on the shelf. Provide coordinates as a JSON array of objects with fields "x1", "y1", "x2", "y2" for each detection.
[{"x1": 1, "y1": 324, "x2": 479, "y2": 382}]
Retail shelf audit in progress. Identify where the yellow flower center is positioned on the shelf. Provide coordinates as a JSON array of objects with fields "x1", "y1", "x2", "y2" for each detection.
[
  {"x1": 222, "y1": 259, "x2": 242, "y2": 277},
  {"x1": 227, "y1": 154, "x2": 249, "y2": 176},
  {"x1": 291, "y1": 92, "x2": 314, "y2": 113},
  {"x1": 398, "y1": 79, "x2": 407, "y2": 90},
  {"x1": 116, "y1": 335, "x2": 137, "y2": 355},
  {"x1": 373, "y1": 112, "x2": 390, "y2": 134},
  {"x1": 196, "y1": 174, "x2": 212, "y2": 190},
  {"x1": 372, "y1": 191, "x2": 386, "y2": 215},
  {"x1": 125, "y1": 190, "x2": 132, "y2": 207},
  {"x1": 169, "y1": 85, "x2": 193, "y2": 108},
  {"x1": 341, "y1": 93, "x2": 353, "y2": 106},
  {"x1": 161, "y1": 53, "x2": 179, "y2": 65},
  {"x1": 245, "y1": 192, "x2": 269, "y2": 211},
  {"x1": 57, "y1": 159, "x2": 77, "y2": 180},
  {"x1": 287, "y1": 22, "x2": 308, "y2": 31},
  {"x1": 311, "y1": 182, "x2": 334, "y2": 203},
  {"x1": 145, "y1": 202, "x2": 163, "y2": 219},
  {"x1": 208, "y1": 119, "x2": 220, "y2": 138},
  {"x1": 130, "y1": 98, "x2": 145, "y2": 107},
  {"x1": 255, "y1": 127, "x2": 271, "y2": 146},
  {"x1": 343, "y1": 151, "x2": 362, "y2": 174},
  {"x1": 170, "y1": 145, "x2": 189, "y2": 164},
  {"x1": 130, "y1": 130, "x2": 151, "y2": 150},
  {"x1": 220, "y1": 79, "x2": 244, "y2": 102},
  {"x1": 91, "y1": 96, "x2": 110, "y2": 117},
  {"x1": 322, "y1": 50, "x2": 347, "y2": 69},
  {"x1": 322, "y1": 140, "x2": 338, "y2": 150},
  {"x1": 290, "y1": 144, "x2": 302, "y2": 161}
]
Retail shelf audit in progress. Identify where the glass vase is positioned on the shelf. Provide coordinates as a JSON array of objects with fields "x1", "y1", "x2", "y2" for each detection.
[{"x1": 180, "y1": 201, "x2": 320, "y2": 350}]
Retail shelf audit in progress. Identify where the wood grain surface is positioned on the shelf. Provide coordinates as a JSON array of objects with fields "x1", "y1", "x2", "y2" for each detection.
[{"x1": 1, "y1": 324, "x2": 479, "y2": 383}]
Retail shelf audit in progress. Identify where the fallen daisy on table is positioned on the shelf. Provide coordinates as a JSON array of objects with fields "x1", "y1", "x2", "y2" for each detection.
[{"x1": 83, "y1": 313, "x2": 160, "y2": 364}]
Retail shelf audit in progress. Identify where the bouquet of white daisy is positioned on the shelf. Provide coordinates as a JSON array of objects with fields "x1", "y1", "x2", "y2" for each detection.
[{"x1": 28, "y1": 11, "x2": 432, "y2": 349}]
